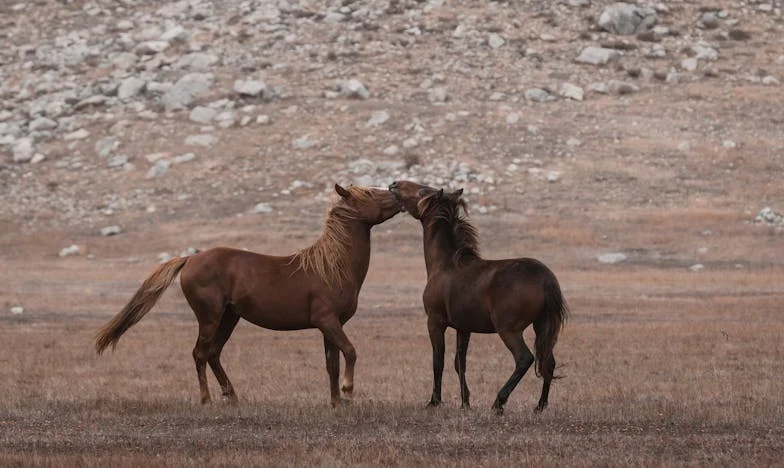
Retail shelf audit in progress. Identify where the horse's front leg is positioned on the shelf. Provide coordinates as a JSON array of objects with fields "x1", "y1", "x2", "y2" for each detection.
[
  {"x1": 427, "y1": 316, "x2": 446, "y2": 407},
  {"x1": 316, "y1": 315, "x2": 357, "y2": 407}
]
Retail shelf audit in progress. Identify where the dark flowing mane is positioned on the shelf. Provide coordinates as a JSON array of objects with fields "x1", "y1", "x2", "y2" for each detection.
[
  {"x1": 419, "y1": 194, "x2": 481, "y2": 265},
  {"x1": 292, "y1": 186, "x2": 374, "y2": 286}
]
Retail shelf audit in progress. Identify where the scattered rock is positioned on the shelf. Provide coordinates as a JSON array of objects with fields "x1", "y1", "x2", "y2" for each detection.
[
  {"x1": 699, "y1": 12, "x2": 719, "y2": 29},
  {"x1": 64, "y1": 129, "x2": 90, "y2": 141},
  {"x1": 689, "y1": 264, "x2": 705, "y2": 272},
  {"x1": 428, "y1": 87, "x2": 448, "y2": 103},
  {"x1": 560, "y1": 83, "x2": 584, "y2": 101},
  {"x1": 9, "y1": 306, "x2": 24, "y2": 315},
  {"x1": 233, "y1": 79, "x2": 267, "y2": 97},
  {"x1": 162, "y1": 73, "x2": 214, "y2": 110},
  {"x1": 566, "y1": 137, "x2": 582, "y2": 147},
  {"x1": 293, "y1": 135, "x2": 315, "y2": 150},
  {"x1": 29, "y1": 117, "x2": 57, "y2": 132},
  {"x1": 488, "y1": 33, "x2": 505, "y2": 49},
  {"x1": 95, "y1": 137, "x2": 120, "y2": 158},
  {"x1": 367, "y1": 110, "x2": 390, "y2": 127},
  {"x1": 575, "y1": 46, "x2": 621, "y2": 66},
  {"x1": 681, "y1": 58, "x2": 699, "y2": 71},
  {"x1": 762, "y1": 76, "x2": 780, "y2": 86},
  {"x1": 185, "y1": 134, "x2": 218, "y2": 147},
  {"x1": 189, "y1": 106, "x2": 218, "y2": 124},
  {"x1": 12, "y1": 138, "x2": 34, "y2": 163},
  {"x1": 59, "y1": 245, "x2": 82, "y2": 257},
  {"x1": 146, "y1": 159, "x2": 170, "y2": 179},
  {"x1": 172, "y1": 153, "x2": 196, "y2": 164},
  {"x1": 722, "y1": 140, "x2": 737, "y2": 149},
  {"x1": 607, "y1": 80, "x2": 639, "y2": 95},
  {"x1": 134, "y1": 40, "x2": 169, "y2": 55},
  {"x1": 175, "y1": 52, "x2": 219, "y2": 71},
  {"x1": 506, "y1": 113, "x2": 520, "y2": 125},
  {"x1": 524, "y1": 88, "x2": 557, "y2": 102},
  {"x1": 755, "y1": 207, "x2": 784, "y2": 226},
  {"x1": 546, "y1": 171, "x2": 561, "y2": 183},
  {"x1": 598, "y1": 252, "x2": 628, "y2": 264},
  {"x1": 100, "y1": 225, "x2": 122, "y2": 236},
  {"x1": 117, "y1": 77, "x2": 147, "y2": 100},
  {"x1": 598, "y1": 3, "x2": 657, "y2": 35},
  {"x1": 253, "y1": 202, "x2": 274, "y2": 214},
  {"x1": 338, "y1": 79, "x2": 370, "y2": 99}
]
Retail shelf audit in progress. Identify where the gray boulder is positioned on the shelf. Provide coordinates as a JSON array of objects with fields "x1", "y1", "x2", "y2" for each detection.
[
  {"x1": 162, "y1": 73, "x2": 214, "y2": 110},
  {"x1": 598, "y1": 3, "x2": 657, "y2": 35}
]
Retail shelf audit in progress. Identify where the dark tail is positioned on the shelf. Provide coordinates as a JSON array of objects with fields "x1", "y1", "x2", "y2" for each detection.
[
  {"x1": 95, "y1": 256, "x2": 188, "y2": 354},
  {"x1": 534, "y1": 274, "x2": 569, "y2": 381}
]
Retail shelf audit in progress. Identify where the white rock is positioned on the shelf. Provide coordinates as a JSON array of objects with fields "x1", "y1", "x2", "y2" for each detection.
[
  {"x1": 383, "y1": 145, "x2": 399, "y2": 155},
  {"x1": 560, "y1": 83, "x2": 584, "y2": 101},
  {"x1": 366, "y1": 110, "x2": 390, "y2": 127},
  {"x1": 175, "y1": 52, "x2": 218, "y2": 71},
  {"x1": 681, "y1": 58, "x2": 698, "y2": 71},
  {"x1": 134, "y1": 40, "x2": 170, "y2": 55},
  {"x1": 598, "y1": 3, "x2": 657, "y2": 35},
  {"x1": 689, "y1": 263, "x2": 705, "y2": 272},
  {"x1": 64, "y1": 129, "x2": 90, "y2": 141},
  {"x1": 575, "y1": 46, "x2": 621, "y2": 66},
  {"x1": 59, "y1": 245, "x2": 82, "y2": 257},
  {"x1": 506, "y1": 113, "x2": 520, "y2": 124},
  {"x1": 31, "y1": 153, "x2": 45, "y2": 164},
  {"x1": 428, "y1": 87, "x2": 448, "y2": 103},
  {"x1": 607, "y1": 80, "x2": 639, "y2": 95},
  {"x1": 256, "y1": 115, "x2": 271, "y2": 124},
  {"x1": 162, "y1": 73, "x2": 214, "y2": 110},
  {"x1": 185, "y1": 134, "x2": 218, "y2": 147},
  {"x1": 488, "y1": 33, "x2": 505, "y2": 49},
  {"x1": 546, "y1": 171, "x2": 561, "y2": 182},
  {"x1": 292, "y1": 135, "x2": 315, "y2": 150},
  {"x1": 567, "y1": 137, "x2": 581, "y2": 147},
  {"x1": 339, "y1": 79, "x2": 370, "y2": 99},
  {"x1": 172, "y1": 153, "x2": 196, "y2": 164},
  {"x1": 722, "y1": 140, "x2": 737, "y2": 149},
  {"x1": 189, "y1": 106, "x2": 218, "y2": 124},
  {"x1": 762, "y1": 76, "x2": 780, "y2": 85},
  {"x1": 29, "y1": 117, "x2": 57, "y2": 132},
  {"x1": 233, "y1": 79, "x2": 267, "y2": 97},
  {"x1": 117, "y1": 77, "x2": 147, "y2": 100},
  {"x1": 524, "y1": 88, "x2": 556, "y2": 102},
  {"x1": 12, "y1": 138, "x2": 34, "y2": 163},
  {"x1": 598, "y1": 252, "x2": 627, "y2": 264},
  {"x1": 9, "y1": 306, "x2": 24, "y2": 315},
  {"x1": 100, "y1": 225, "x2": 122, "y2": 236},
  {"x1": 95, "y1": 137, "x2": 120, "y2": 158},
  {"x1": 146, "y1": 159, "x2": 170, "y2": 178},
  {"x1": 253, "y1": 203, "x2": 273, "y2": 213}
]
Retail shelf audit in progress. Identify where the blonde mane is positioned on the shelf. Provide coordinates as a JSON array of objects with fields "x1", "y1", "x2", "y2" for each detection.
[{"x1": 292, "y1": 186, "x2": 375, "y2": 287}]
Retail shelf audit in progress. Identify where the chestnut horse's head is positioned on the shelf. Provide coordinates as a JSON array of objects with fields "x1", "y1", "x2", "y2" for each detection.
[
  {"x1": 333, "y1": 183, "x2": 403, "y2": 225},
  {"x1": 388, "y1": 180, "x2": 465, "y2": 220}
]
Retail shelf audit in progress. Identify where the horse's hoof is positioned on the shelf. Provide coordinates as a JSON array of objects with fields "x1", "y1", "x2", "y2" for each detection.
[
  {"x1": 426, "y1": 400, "x2": 441, "y2": 408},
  {"x1": 492, "y1": 400, "x2": 504, "y2": 416},
  {"x1": 224, "y1": 395, "x2": 239, "y2": 406},
  {"x1": 341, "y1": 384, "x2": 354, "y2": 399},
  {"x1": 534, "y1": 403, "x2": 547, "y2": 413},
  {"x1": 460, "y1": 402, "x2": 471, "y2": 410},
  {"x1": 331, "y1": 398, "x2": 352, "y2": 408}
]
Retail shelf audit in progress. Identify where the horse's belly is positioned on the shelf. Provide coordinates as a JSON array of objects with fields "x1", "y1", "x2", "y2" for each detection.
[
  {"x1": 234, "y1": 302, "x2": 312, "y2": 331},
  {"x1": 447, "y1": 309, "x2": 496, "y2": 333}
]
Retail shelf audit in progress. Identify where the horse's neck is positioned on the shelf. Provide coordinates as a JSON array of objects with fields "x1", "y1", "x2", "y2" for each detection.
[
  {"x1": 340, "y1": 220, "x2": 372, "y2": 286},
  {"x1": 422, "y1": 220, "x2": 458, "y2": 276}
]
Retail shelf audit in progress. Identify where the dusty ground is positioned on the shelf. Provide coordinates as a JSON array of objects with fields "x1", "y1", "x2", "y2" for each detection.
[{"x1": 2, "y1": 0, "x2": 784, "y2": 466}]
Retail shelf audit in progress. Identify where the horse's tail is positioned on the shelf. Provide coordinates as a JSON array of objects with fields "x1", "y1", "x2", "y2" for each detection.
[
  {"x1": 95, "y1": 256, "x2": 188, "y2": 354},
  {"x1": 533, "y1": 273, "x2": 569, "y2": 381}
]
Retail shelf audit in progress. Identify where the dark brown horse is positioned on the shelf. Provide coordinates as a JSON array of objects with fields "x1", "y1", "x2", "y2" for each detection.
[
  {"x1": 389, "y1": 180, "x2": 568, "y2": 414},
  {"x1": 95, "y1": 184, "x2": 401, "y2": 406}
]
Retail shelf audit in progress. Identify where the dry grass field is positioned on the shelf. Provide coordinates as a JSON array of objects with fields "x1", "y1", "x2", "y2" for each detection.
[{"x1": 2, "y1": 215, "x2": 783, "y2": 466}]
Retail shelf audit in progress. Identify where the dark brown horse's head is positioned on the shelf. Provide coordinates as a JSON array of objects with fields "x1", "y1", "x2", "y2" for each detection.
[
  {"x1": 334, "y1": 183, "x2": 402, "y2": 225},
  {"x1": 388, "y1": 180, "x2": 465, "y2": 220}
]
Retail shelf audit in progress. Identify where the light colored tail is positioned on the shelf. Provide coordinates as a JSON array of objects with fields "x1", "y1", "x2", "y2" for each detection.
[{"x1": 95, "y1": 256, "x2": 188, "y2": 354}]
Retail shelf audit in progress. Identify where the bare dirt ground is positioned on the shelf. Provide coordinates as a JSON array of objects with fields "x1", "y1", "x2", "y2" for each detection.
[{"x1": 2, "y1": 0, "x2": 784, "y2": 466}]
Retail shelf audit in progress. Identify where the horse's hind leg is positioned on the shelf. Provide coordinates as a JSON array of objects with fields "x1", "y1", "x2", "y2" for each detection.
[
  {"x1": 208, "y1": 306, "x2": 241, "y2": 404},
  {"x1": 535, "y1": 356, "x2": 556, "y2": 412},
  {"x1": 492, "y1": 331, "x2": 535, "y2": 415},
  {"x1": 454, "y1": 330, "x2": 471, "y2": 409},
  {"x1": 188, "y1": 294, "x2": 225, "y2": 405}
]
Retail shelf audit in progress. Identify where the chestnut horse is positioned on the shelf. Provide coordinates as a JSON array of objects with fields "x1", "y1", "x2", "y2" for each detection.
[
  {"x1": 389, "y1": 181, "x2": 568, "y2": 414},
  {"x1": 96, "y1": 184, "x2": 401, "y2": 406}
]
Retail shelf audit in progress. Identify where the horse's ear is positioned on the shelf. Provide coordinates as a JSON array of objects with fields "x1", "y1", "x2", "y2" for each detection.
[
  {"x1": 452, "y1": 188, "x2": 464, "y2": 198},
  {"x1": 334, "y1": 183, "x2": 351, "y2": 199},
  {"x1": 437, "y1": 188, "x2": 444, "y2": 198}
]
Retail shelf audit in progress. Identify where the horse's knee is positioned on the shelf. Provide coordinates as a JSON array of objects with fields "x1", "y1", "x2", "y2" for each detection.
[{"x1": 343, "y1": 346, "x2": 357, "y2": 365}]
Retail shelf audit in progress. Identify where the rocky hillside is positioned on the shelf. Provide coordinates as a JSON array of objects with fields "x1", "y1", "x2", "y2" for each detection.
[{"x1": 1, "y1": 0, "x2": 783, "y2": 237}]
